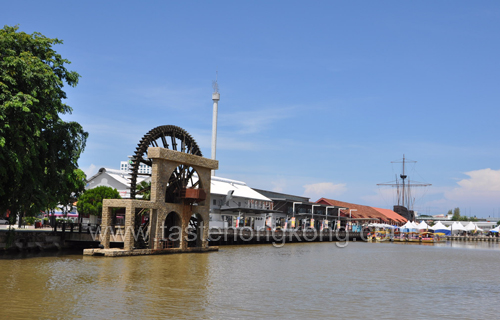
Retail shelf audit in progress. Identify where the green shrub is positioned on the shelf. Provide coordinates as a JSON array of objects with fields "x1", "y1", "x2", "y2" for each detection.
[{"x1": 24, "y1": 216, "x2": 37, "y2": 225}]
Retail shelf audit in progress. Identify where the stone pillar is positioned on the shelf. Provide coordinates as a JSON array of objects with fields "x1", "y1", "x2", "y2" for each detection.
[
  {"x1": 202, "y1": 213, "x2": 209, "y2": 248},
  {"x1": 123, "y1": 204, "x2": 135, "y2": 251},
  {"x1": 101, "y1": 205, "x2": 113, "y2": 249},
  {"x1": 149, "y1": 208, "x2": 157, "y2": 249},
  {"x1": 180, "y1": 204, "x2": 189, "y2": 250}
]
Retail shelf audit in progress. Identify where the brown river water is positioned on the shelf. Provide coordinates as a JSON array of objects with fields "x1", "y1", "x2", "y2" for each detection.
[{"x1": 1, "y1": 241, "x2": 499, "y2": 319}]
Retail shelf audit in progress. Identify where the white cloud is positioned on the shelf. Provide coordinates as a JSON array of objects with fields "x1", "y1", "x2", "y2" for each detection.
[
  {"x1": 361, "y1": 188, "x2": 398, "y2": 208},
  {"x1": 302, "y1": 182, "x2": 347, "y2": 199},
  {"x1": 82, "y1": 164, "x2": 98, "y2": 179},
  {"x1": 130, "y1": 84, "x2": 206, "y2": 110},
  {"x1": 445, "y1": 168, "x2": 500, "y2": 202},
  {"x1": 270, "y1": 178, "x2": 288, "y2": 193},
  {"x1": 191, "y1": 128, "x2": 260, "y2": 151},
  {"x1": 219, "y1": 107, "x2": 295, "y2": 135}
]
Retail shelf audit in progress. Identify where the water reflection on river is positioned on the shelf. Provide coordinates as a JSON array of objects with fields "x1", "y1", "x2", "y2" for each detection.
[{"x1": 1, "y1": 241, "x2": 500, "y2": 319}]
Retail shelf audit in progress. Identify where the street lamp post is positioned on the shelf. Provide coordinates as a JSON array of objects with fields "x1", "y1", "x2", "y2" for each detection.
[
  {"x1": 325, "y1": 206, "x2": 335, "y2": 230},
  {"x1": 292, "y1": 202, "x2": 302, "y2": 230},
  {"x1": 325, "y1": 206, "x2": 335, "y2": 218},
  {"x1": 292, "y1": 202, "x2": 302, "y2": 217},
  {"x1": 349, "y1": 209, "x2": 358, "y2": 231},
  {"x1": 312, "y1": 204, "x2": 321, "y2": 215},
  {"x1": 312, "y1": 204, "x2": 321, "y2": 230},
  {"x1": 349, "y1": 209, "x2": 357, "y2": 219},
  {"x1": 337, "y1": 207, "x2": 346, "y2": 230}
]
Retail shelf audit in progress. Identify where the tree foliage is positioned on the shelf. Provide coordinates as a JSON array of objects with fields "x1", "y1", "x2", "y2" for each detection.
[
  {"x1": 448, "y1": 207, "x2": 477, "y2": 222},
  {"x1": 451, "y1": 208, "x2": 461, "y2": 221},
  {"x1": 0, "y1": 25, "x2": 88, "y2": 220},
  {"x1": 57, "y1": 168, "x2": 86, "y2": 214},
  {"x1": 136, "y1": 180, "x2": 151, "y2": 201},
  {"x1": 76, "y1": 186, "x2": 121, "y2": 217}
]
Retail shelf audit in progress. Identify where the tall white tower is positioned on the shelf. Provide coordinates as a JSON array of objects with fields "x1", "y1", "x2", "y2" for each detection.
[{"x1": 211, "y1": 74, "x2": 220, "y2": 176}]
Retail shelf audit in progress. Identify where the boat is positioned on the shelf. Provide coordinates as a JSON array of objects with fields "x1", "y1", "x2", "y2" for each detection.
[
  {"x1": 420, "y1": 232, "x2": 435, "y2": 243},
  {"x1": 433, "y1": 232, "x2": 447, "y2": 243},
  {"x1": 406, "y1": 232, "x2": 420, "y2": 242},
  {"x1": 420, "y1": 231, "x2": 446, "y2": 243},
  {"x1": 394, "y1": 232, "x2": 406, "y2": 242},
  {"x1": 377, "y1": 155, "x2": 431, "y2": 222},
  {"x1": 367, "y1": 230, "x2": 390, "y2": 242}
]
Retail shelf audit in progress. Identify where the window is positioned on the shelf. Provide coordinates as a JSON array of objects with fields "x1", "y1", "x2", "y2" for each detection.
[{"x1": 213, "y1": 199, "x2": 216, "y2": 206}]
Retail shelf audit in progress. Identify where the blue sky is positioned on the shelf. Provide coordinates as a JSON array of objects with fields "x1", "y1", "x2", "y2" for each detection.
[{"x1": 3, "y1": 1, "x2": 500, "y2": 217}]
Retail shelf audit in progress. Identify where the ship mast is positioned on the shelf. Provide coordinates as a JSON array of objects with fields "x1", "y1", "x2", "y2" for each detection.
[
  {"x1": 400, "y1": 154, "x2": 408, "y2": 208},
  {"x1": 377, "y1": 154, "x2": 431, "y2": 211}
]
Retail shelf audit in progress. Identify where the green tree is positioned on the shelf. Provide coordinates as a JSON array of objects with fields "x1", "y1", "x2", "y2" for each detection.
[
  {"x1": 0, "y1": 25, "x2": 88, "y2": 224},
  {"x1": 76, "y1": 186, "x2": 121, "y2": 217},
  {"x1": 136, "y1": 181, "x2": 151, "y2": 201},
  {"x1": 58, "y1": 169, "x2": 86, "y2": 215},
  {"x1": 451, "y1": 207, "x2": 461, "y2": 221}
]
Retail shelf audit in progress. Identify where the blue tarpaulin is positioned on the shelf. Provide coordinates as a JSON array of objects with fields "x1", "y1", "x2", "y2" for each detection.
[{"x1": 434, "y1": 229, "x2": 451, "y2": 235}]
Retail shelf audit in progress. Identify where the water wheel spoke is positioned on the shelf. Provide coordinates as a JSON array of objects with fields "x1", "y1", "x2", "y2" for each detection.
[
  {"x1": 171, "y1": 135, "x2": 177, "y2": 151},
  {"x1": 161, "y1": 135, "x2": 169, "y2": 149},
  {"x1": 139, "y1": 158, "x2": 152, "y2": 167},
  {"x1": 192, "y1": 180, "x2": 200, "y2": 188},
  {"x1": 129, "y1": 125, "x2": 202, "y2": 199}
]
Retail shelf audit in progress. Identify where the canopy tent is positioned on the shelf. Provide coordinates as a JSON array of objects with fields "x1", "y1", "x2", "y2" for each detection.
[
  {"x1": 451, "y1": 222, "x2": 466, "y2": 232},
  {"x1": 417, "y1": 221, "x2": 429, "y2": 230},
  {"x1": 400, "y1": 221, "x2": 419, "y2": 232},
  {"x1": 367, "y1": 223, "x2": 395, "y2": 229},
  {"x1": 464, "y1": 222, "x2": 475, "y2": 231},
  {"x1": 464, "y1": 222, "x2": 483, "y2": 232},
  {"x1": 490, "y1": 226, "x2": 500, "y2": 233},
  {"x1": 430, "y1": 221, "x2": 449, "y2": 230},
  {"x1": 430, "y1": 221, "x2": 451, "y2": 235}
]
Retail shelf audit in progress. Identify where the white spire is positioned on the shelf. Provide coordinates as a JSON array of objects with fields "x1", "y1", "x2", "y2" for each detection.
[{"x1": 211, "y1": 73, "x2": 220, "y2": 176}]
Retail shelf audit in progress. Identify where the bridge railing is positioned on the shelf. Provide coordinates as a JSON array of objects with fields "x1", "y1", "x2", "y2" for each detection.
[{"x1": 54, "y1": 222, "x2": 101, "y2": 234}]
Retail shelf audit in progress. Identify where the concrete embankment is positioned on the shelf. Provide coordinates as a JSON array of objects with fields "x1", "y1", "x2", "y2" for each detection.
[
  {"x1": 445, "y1": 235, "x2": 500, "y2": 242},
  {"x1": 1, "y1": 228, "x2": 368, "y2": 253},
  {"x1": 0, "y1": 229, "x2": 63, "y2": 252},
  {"x1": 208, "y1": 229, "x2": 368, "y2": 246},
  {"x1": 0, "y1": 228, "x2": 101, "y2": 253}
]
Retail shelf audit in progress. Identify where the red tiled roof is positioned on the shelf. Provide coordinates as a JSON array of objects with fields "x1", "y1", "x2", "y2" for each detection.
[
  {"x1": 371, "y1": 207, "x2": 407, "y2": 224},
  {"x1": 316, "y1": 198, "x2": 407, "y2": 225}
]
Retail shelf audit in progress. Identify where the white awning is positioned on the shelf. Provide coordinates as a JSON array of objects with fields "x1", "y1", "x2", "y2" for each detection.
[
  {"x1": 430, "y1": 221, "x2": 450, "y2": 231},
  {"x1": 211, "y1": 176, "x2": 271, "y2": 202},
  {"x1": 417, "y1": 221, "x2": 429, "y2": 230},
  {"x1": 451, "y1": 222, "x2": 466, "y2": 231}
]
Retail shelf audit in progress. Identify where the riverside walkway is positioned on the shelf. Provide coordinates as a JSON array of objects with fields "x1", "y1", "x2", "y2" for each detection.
[
  {"x1": 1, "y1": 223, "x2": 368, "y2": 252},
  {"x1": 445, "y1": 235, "x2": 500, "y2": 242}
]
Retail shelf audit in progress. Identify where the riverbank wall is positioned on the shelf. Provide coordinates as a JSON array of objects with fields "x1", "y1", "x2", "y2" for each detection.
[
  {"x1": 208, "y1": 229, "x2": 367, "y2": 246},
  {"x1": 0, "y1": 228, "x2": 101, "y2": 253},
  {"x1": 0, "y1": 228, "x2": 369, "y2": 253},
  {"x1": 4, "y1": 228, "x2": 496, "y2": 254},
  {"x1": 446, "y1": 235, "x2": 500, "y2": 242}
]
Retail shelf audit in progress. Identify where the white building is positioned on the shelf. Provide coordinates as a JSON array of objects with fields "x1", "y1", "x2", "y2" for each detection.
[
  {"x1": 86, "y1": 168, "x2": 150, "y2": 199},
  {"x1": 84, "y1": 167, "x2": 282, "y2": 230},
  {"x1": 209, "y1": 176, "x2": 285, "y2": 230},
  {"x1": 120, "y1": 156, "x2": 152, "y2": 175}
]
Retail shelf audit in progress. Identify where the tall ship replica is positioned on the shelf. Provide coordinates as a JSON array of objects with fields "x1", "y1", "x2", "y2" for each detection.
[{"x1": 377, "y1": 155, "x2": 431, "y2": 221}]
